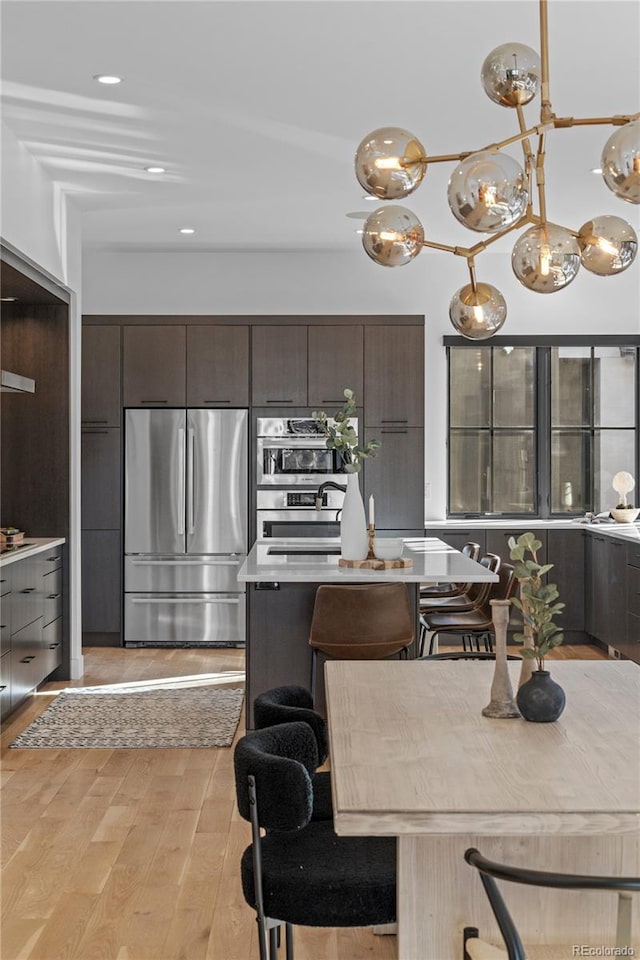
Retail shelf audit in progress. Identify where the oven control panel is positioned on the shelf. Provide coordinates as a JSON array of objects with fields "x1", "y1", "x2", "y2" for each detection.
[{"x1": 286, "y1": 492, "x2": 325, "y2": 507}]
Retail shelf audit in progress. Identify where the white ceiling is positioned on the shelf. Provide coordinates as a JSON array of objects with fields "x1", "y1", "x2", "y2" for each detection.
[{"x1": 1, "y1": 0, "x2": 639, "y2": 253}]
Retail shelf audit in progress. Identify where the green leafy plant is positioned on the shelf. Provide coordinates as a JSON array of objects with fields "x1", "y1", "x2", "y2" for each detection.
[
  {"x1": 508, "y1": 532, "x2": 564, "y2": 671},
  {"x1": 312, "y1": 388, "x2": 381, "y2": 473}
]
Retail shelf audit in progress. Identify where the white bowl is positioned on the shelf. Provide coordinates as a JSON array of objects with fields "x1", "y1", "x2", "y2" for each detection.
[
  {"x1": 374, "y1": 538, "x2": 404, "y2": 560},
  {"x1": 610, "y1": 507, "x2": 640, "y2": 524}
]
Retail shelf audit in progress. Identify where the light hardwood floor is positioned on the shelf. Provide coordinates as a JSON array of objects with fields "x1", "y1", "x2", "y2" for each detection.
[{"x1": 1, "y1": 643, "x2": 606, "y2": 960}]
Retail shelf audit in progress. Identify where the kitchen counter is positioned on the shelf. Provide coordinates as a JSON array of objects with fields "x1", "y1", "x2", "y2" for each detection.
[
  {"x1": 238, "y1": 537, "x2": 499, "y2": 584},
  {"x1": 424, "y1": 518, "x2": 640, "y2": 543},
  {"x1": 0, "y1": 537, "x2": 65, "y2": 567}
]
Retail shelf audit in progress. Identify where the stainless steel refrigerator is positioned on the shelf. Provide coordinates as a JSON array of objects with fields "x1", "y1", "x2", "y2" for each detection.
[{"x1": 124, "y1": 408, "x2": 247, "y2": 646}]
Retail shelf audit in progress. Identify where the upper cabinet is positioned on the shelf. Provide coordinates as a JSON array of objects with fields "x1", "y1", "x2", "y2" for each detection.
[
  {"x1": 251, "y1": 326, "x2": 308, "y2": 406},
  {"x1": 123, "y1": 326, "x2": 186, "y2": 407},
  {"x1": 364, "y1": 325, "x2": 424, "y2": 426},
  {"x1": 307, "y1": 326, "x2": 363, "y2": 408},
  {"x1": 187, "y1": 325, "x2": 249, "y2": 407},
  {"x1": 81, "y1": 325, "x2": 121, "y2": 426}
]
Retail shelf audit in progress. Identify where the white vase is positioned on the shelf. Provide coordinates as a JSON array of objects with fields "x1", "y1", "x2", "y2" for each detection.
[{"x1": 340, "y1": 473, "x2": 368, "y2": 560}]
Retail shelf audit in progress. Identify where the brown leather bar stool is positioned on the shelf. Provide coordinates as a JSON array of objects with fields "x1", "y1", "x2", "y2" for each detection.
[
  {"x1": 420, "y1": 541, "x2": 482, "y2": 598},
  {"x1": 420, "y1": 553, "x2": 501, "y2": 613},
  {"x1": 308, "y1": 582, "x2": 414, "y2": 702}
]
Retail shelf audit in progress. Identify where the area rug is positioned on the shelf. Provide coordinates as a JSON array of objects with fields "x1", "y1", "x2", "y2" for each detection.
[{"x1": 10, "y1": 685, "x2": 244, "y2": 749}]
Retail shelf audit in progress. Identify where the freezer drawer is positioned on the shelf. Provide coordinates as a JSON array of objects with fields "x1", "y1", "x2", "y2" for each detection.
[
  {"x1": 124, "y1": 593, "x2": 246, "y2": 646},
  {"x1": 124, "y1": 556, "x2": 245, "y2": 593}
]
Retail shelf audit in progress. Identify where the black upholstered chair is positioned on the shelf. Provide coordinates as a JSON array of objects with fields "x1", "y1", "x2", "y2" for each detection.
[
  {"x1": 234, "y1": 722, "x2": 396, "y2": 960},
  {"x1": 253, "y1": 685, "x2": 333, "y2": 821},
  {"x1": 463, "y1": 847, "x2": 640, "y2": 960}
]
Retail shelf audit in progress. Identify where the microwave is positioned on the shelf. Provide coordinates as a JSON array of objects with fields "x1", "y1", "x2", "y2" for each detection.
[{"x1": 256, "y1": 418, "x2": 356, "y2": 486}]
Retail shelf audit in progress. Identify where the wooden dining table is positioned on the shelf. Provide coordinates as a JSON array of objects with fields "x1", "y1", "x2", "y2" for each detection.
[{"x1": 325, "y1": 659, "x2": 640, "y2": 959}]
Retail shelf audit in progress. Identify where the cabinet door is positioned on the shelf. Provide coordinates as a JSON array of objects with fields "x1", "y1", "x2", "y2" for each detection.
[
  {"x1": 424, "y1": 528, "x2": 486, "y2": 555},
  {"x1": 187, "y1": 325, "x2": 249, "y2": 407},
  {"x1": 11, "y1": 617, "x2": 43, "y2": 706},
  {"x1": 587, "y1": 534, "x2": 608, "y2": 642},
  {"x1": 123, "y1": 326, "x2": 186, "y2": 407},
  {"x1": 547, "y1": 530, "x2": 585, "y2": 635},
  {"x1": 485, "y1": 530, "x2": 548, "y2": 566},
  {"x1": 81, "y1": 428, "x2": 121, "y2": 529},
  {"x1": 0, "y1": 652, "x2": 10, "y2": 720},
  {"x1": 363, "y1": 428, "x2": 424, "y2": 530},
  {"x1": 82, "y1": 325, "x2": 121, "y2": 426},
  {"x1": 364, "y1": 325, "x2": 424, "y2": 426},
  {"x1": 251, "y1": 326, "x2": 307, "y2": 406},
  {"x1": 82, "y1": 530, "x2": 121, "y2": 635},
  {"x1": 307, "y1": 326, "x2": 363, "y2": 407},
  {"x1": 608, "y1": 539, "x2": 627, "y2": 647}
]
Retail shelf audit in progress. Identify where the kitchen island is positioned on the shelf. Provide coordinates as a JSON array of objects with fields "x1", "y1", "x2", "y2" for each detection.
[{"x1": 238, "y1": 537, "x2": 498, "y2": 722}]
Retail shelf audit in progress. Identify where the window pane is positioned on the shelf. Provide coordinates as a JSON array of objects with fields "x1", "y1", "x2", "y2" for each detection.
[
  {"x1": 594, "y1": 347, "x2": 636, "y2": 427},
  {"x1": 594, "y1": 430, "x2": 636, "y2": 512},
  {"x1": 493, "y1": 431, "x2": 536, "y2": 513},
  {"x1": 450, "y1": 349, "x2": 490, "y2": 427},
  {"x1": 493, "y1": 347, "x2": 536, "y2": 427},
  {"x1": 449, "y1": 431, "x2": 489, "y2": 513},
  {"x1": 551, "y1": 431, "x2": 590, "y2": 513},
  {"x1": 551, "y1": 347, "x2": 591, "y2": 427}
]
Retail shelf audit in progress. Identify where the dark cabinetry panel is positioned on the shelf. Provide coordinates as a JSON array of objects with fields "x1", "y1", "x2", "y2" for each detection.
[
  {"x1": 82, "y1": 531, "x2": 121, "y2": 635},
  {"x1": 547, "y1": 530, "x2": 585, "y2": 634},
  {"x1": 123, "y1": 326, "x2": 186, "y2": 406},
  {"x1": 424, "y1": 528, "x2": 487, "y2": 554},
  {"x1": 81, "y1": 429, "x2": 121, "y2": 529},
  {"x1": 585, "y1": 534, "x2": 627, "y2": 652},
  {"x1": 81, "y1": 325, "x2": 121, "y2": 426},
  {"x1": 363, "y1": 428, "x2": 424, "y2": 531},
  {"x1": 187, "y1": 325, "x2": 249, "y2": 407},
  {"x1": 307, "y1": 326, "x2": 363, "y2": 407},
  {"x1": 10, "y1": 616, "x2": 43, "y2": 707},
  {"x1": 251, "y1": 326, "x2": 307, "y2": 406},
  {"x1": 364, "y1": 325, "x2": 424, "y2": 427},
  {"x1": 0, "y1": 654, "x2": 10, "y2": 719}
]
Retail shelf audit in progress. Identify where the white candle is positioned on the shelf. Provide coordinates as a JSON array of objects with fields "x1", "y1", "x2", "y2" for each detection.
[{"x1": 369, "y1": 494, "x2": 375, "y2": 527}]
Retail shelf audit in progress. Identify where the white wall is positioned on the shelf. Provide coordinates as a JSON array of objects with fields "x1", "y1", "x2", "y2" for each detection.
[{"x1": 84, "y1": 245, "x2": 640, "y2": 520}]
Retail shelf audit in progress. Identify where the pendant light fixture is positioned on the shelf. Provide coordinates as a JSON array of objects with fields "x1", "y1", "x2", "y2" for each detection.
[{"x1": 354, "y1": 0, "x2": 639, "y2": 339}]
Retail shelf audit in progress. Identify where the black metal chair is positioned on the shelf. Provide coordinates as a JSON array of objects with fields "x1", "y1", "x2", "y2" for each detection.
[
  {"x1": 463, "y1": 847, "x2": 640, "y2": 960},
  {"x1": 234, "y1": 722, "x2": 396, "y2": 960},
  {"x1": 253, "y1": 684, "x2": 332, "y2": 821}
]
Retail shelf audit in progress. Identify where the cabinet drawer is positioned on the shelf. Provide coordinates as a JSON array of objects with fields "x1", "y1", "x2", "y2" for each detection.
[
  {"x1": 0, "y1": 652, "x2": 10, "y2": 720},
  {"x1": 1, "y1": 613, "x2": 11, "y2": 657},
  {"x1": 628, "y1": 565, "x2": 640, "y2": 618},
  {"x1": 10, "y1": 617, "x2": 43, "y2": 706},
  {"x1": 42, "y1": 569, "x2": 63, "y2": 626},
  {"x1": 40, "y1": 548, "x2": 63, "y2": 572},
  {"x1": 11, "y1": 558, "x2": 42, "y2": 634},
  {"x1": 628, "y1": 543, "x2": 640, "y2": 569},
  {"x1": 42, "y1": 618, "x2": 63, "y2": 676},
  {"x1": 0, "y1": 567, "x2": 12, "y2": 596}
]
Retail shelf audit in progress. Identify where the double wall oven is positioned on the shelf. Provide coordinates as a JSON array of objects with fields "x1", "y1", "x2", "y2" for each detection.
[{"x1": 256, "y1": 418, "x2": 352, "y2": 539}]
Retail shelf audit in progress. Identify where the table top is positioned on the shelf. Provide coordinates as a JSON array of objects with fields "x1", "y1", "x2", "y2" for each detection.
[
  {"x1": 325, "y1": 659, "x2": 640, "y2": 837},
  {"x1": 237, "y1": 537, "x2": 500, "y2": 583}
]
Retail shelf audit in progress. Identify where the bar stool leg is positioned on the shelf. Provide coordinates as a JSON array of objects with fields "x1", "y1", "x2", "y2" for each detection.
[{"x1": 310, "y1": 648, "x2": 318, "y2": 705}]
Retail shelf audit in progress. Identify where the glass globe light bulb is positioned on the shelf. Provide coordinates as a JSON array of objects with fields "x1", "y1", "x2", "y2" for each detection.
[
  {"x1": 449, "y1": 283, "x2": 507, "y2": 339},
  {"x1": 355, "y1": 127, "x2": 426, "y2": 200},
  {"x1": 511, "y1": 223, "x2": 580, "y2": 293},
  {"x1": 601, "y1": 120, "x2": 640, "y2": 204},
  {"x1": 362, "y1": 205, "x2": 424, "y2": 266},
  {"x1": 447, "y1": 150, "x2": 528, "y2": 233},
  {"x1": 578, "y1": 215, "x2": 638, "y2": 276},
  {"x1": 481, "y1": 43, "x2": 540, "y2": 107}
]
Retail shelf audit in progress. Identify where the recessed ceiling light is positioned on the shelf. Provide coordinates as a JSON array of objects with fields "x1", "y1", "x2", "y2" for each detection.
[
  {"x1": 346, "y1": 211, "x2": 369, "y2": 220},
  {"x1": 179, "y1": 228, "x2": 195, "y2": 235},
  {"x1": 354, "y1": 228, "x2": 364, "y2": 235},
  {"x1": 591, "y1": 167, "x2": 603, "y2": 174},
  {"x1": 93, "y1": 74, "x2": 122, "y2": 84},
  {"x1": 0, "y1": 296, "x2": 17, "y2": 302},
  {"x1": 145, "y1": 166, "x2": 166, "y2": 174}
]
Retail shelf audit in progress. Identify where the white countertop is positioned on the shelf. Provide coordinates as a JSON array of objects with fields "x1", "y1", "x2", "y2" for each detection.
[
  {"x1": 424, "y1": 518, "x2": 640, "y2": 543},
  {"x1": 237, "y1": 537, "x2": 500, "y2": 584},
  {"x1": 0, "y1": 537, "x2": 65, "y2": 567}
]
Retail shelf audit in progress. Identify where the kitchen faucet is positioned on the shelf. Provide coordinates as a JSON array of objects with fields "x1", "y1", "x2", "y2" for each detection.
[{"x1": 315, "y1": 480, "x2": 346, "y2": 510}]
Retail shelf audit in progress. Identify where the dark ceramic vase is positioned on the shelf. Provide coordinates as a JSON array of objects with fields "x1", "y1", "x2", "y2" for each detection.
[{"x1": 516, "y1": 670, "x2": 566, "y2": 723}]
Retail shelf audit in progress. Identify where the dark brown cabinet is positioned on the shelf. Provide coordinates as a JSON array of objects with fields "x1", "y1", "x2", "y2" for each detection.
[
  {"x1": 82, "y1": 530, "x2": 121, "y2": 636},
  {"x1": 307, "y1": 326, "x2": 363, "y2": 407},
  {"x1": 585, "y1": 534, "x2": 627, "y2": 651},
  {"x1": 81, "y1": 428, "x2": 121, "y2": 529},
  {"x1": 626, "y1": 545, "x2": 640, "y2": 661},
  {"x1": 187, "y1": 325, "x2": 249, "y2": 407},
  {"x1": 363, "y1": 427, "x2": 424, "y2": 531},
  {"x1": 424, "y1": 528, "x2": 487, "y2": 554},
  {"x1": 123, "y1": 326, "x2": 186, "y2": 407},
  {"x1": 251, "y1": 326, "x2": 307, "y2": 406},
  {"x1": 81, "y1": 325, "x2": 121, "y2": 427},
  {"x1": 364, "y1": 325, "x2": 424, "y2": 427},
  {"x1": 547, "y1": 530, "x2": 585, "y2": 636}
]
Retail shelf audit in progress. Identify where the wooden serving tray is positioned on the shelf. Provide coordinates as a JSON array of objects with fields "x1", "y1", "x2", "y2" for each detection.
[{"x1": 338, "y1": 557, "x2": 413, "y2": 569}]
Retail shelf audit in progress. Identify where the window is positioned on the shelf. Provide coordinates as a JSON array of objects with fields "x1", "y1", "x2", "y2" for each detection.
[{"x1": 447, "y1": 340, "x2": 639, "y2": 517}]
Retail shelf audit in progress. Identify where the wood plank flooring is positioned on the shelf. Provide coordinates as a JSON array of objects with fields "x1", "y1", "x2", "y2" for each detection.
[{"x1": 1, "y1": 643, "x2": 606, "y2": 960}]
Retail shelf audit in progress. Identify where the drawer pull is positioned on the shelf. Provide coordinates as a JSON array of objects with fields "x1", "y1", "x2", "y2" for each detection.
[
  {"x1": 48, "y1": 643, "x2": 61, "y2": 650},
  {"x1": 266, "y1": 399, "x2": 293, "y2": 403},
  {"x1": 21, "y1": 588, "x2": 36, "y2": 594},
  {"x1": 20, "y1": 656, "x2": 35, "y2": 663},
  {"x1": 381, "y1": 419, "x2": 408, "y2": 423},
  {"x1": 204, "y1": 399, "x2": 231, "y2": 403},
  {"x1": 46, "y1": 557, "x2": 61, "y2": 562},
  {"x1": 0, "y1": 625, "x2": 6, "y2": 629},
  {"x1": 0, "y1": 685, "x2": 6, "y2": 691},
  {"x1": 82, "y1": 430, "x2": 109, "y2": 435},
  {"x1": 47, "y1": 594, "x2": 62, "y2": 600},
  {"x1": 141, "y1": 399, "x2": 168, "y2": 404},
  {"x1": 81, "y1": 419, "x2": 108, "y2": 423}
]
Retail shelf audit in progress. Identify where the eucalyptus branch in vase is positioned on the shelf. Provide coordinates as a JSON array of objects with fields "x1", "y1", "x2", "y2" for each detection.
[{"x1": 311, "y1": 388, "x2": 381, "y2": 473}]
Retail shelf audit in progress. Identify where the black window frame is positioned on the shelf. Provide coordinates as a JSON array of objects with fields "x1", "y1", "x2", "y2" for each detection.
[{"x1": 444, "y1": 335, "x2": 640, "y2": 520}]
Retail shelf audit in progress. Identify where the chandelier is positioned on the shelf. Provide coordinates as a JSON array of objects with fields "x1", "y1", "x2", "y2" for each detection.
[{"x1": 354, "y1": 0, "x2": 640, "y2": 339}]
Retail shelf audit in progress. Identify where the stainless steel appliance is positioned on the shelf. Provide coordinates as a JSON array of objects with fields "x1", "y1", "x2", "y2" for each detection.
[
  {"x1": 256, "y1": 489, "x2": 344, "y2": 539},
  {"x1": 256, "y1": 417, "x2": 356, "y2": 486},
  {"x1": 124, "y1": 408, "x2": 247, "y2": 646}
]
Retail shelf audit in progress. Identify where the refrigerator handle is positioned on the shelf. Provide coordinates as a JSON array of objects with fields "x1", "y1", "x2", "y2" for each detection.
[
  {"x1": 187, "y1": 426, "x2": 196, "y2": 535},
  {"x1": 177, "y1": 428, "x2": 186, "y2": 535}
]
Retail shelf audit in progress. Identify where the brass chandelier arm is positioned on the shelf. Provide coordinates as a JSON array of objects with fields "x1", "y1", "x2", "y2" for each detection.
[
  {"x1": 421, "y1": 213, "x2": 537, "y2": 261},
  {"x1": 553, "y1": 113, "x2": 640, "y2": 129},
  {"x1": 539, "y1": 0, "x2": 554, "y2": 124},
  {"x1": 535, "y1": 131, "x2": 548, "y2": 224}
]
